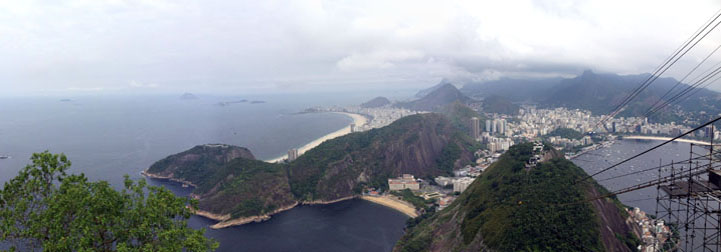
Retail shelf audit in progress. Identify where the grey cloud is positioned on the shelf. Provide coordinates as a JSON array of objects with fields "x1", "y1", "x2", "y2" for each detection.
[{"x1": 1, "y1": 0, "x2": 720, "y2": 96}]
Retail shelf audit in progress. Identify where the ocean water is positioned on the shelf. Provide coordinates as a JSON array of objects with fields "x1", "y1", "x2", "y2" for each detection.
[
  {"x1": 572, "y1": 139, "x2": 702, "y2": 214},
  {"x1": 0, "y1": 94, "x2": 409, "y2": 252}
]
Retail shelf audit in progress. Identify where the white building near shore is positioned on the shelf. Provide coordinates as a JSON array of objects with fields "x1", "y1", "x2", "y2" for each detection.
[{"x1": 389, "y1": 174, "x2": 420, "y2": 191}]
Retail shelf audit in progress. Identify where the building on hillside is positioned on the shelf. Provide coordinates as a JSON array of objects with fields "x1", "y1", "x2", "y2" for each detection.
[
  {"x1": 453, "y1": 177, "x2": 474, "y2": 192},
  {"x1": 438, "y1": 196, "x2": 455, "y2": 210},
  {"x1": 471, "y1": 117, "x2": 480, "y2": 140},
  {"x1": 434, "y1": 176, "x2": 453, "y2": 187},
  {"x1": 288, "y1": 148, "x2": 299, "y2": 162},
  {"x1": 389, "y1": 174, "x2": 420, "y2": 191}
]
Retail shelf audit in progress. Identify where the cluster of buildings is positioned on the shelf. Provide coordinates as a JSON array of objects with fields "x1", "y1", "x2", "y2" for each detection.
[
  {"x1": 546, "y1": 135, "x2": 594, "y2": 150},
  {"x1": 434, "y1": 176, "x2": 475, "y2": 193},
  {"x1": 628, "y1": 207, "x2": 672, "y2": 252},
  {"x1": 475, "y1": 105, "x2": 717, "y2": 155},
  {"x1": 485, "y1": 118, "x2": 510, "y2": 137},
  {"x1": 314, "y1": 106, "x2": 422, "y2": 132}
]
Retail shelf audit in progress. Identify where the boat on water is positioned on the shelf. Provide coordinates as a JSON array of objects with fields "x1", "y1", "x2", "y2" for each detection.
[{"x1": 0, "y1": 155, "x2": 9, "y2": 159}]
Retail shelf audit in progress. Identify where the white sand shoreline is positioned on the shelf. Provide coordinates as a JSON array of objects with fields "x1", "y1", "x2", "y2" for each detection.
[
  {"x1": 265, "y1": 112, "x2": 368, "y2": 163},
  {"x1": 361, "y1": 195, "x2": 419, "y2": 218}
]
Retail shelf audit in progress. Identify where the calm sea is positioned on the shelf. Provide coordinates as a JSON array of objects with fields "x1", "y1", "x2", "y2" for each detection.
[
  {"x1": 0, "y1": 93, "x2": 409, "y2": 252},
  {"x1": 573, "y1": 139, "x2": 705, "y2": 215}
]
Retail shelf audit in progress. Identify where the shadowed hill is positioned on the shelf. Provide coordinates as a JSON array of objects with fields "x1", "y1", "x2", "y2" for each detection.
[
  {"x1": 398, "y1": 83, "x2": 473, "y2": 112},
  {"x1": 287, "y1": 113, "x2": 478, "y2": 201},
  {"x1": 361, "y1": 96, "x2": 392, "y2": 108}
]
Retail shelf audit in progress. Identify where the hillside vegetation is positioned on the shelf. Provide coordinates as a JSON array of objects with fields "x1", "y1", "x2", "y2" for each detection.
[
  {"x1": 146, "y1": 111, "x2": 480, "y2": 221},
  {"x1": 394, "y1": 143, "x2": 636, "y2": 252}
]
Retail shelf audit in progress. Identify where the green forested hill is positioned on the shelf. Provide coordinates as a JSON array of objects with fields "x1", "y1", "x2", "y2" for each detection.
[
  {"x1": 288, "y1": 113, "x2": 479, "y2": 201},
  {"x1": 394, "y1": 143, "x2": 637, "y2": 252},
  {"x1": 146, "y1": 111, "x2": 480, "y2": 220}
]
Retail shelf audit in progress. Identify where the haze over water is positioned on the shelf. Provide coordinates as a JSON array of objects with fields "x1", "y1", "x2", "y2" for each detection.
[{"x1": 0, "y1": 94, "x2": 409, "y2": 252}]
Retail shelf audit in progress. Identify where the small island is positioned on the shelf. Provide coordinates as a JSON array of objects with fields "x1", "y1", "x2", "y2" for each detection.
[{"x1": 180, "y1": 93, "x2": 198, "y2": 100}]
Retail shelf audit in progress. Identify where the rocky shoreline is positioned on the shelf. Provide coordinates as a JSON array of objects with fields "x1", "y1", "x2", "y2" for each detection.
[
  {"x1": 141, "y1": 171, "x2": 198, "y2": 188},
  {"x1": 144, "y1": 172, "x2": 416, "y2": 229},
  {"x1": 200, "y1": 196, "x2": 359, "y2": 229}
]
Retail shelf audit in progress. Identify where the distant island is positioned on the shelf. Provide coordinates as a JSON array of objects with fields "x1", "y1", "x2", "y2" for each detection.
[
  {"x1": 217, "y1": 99, "x2": 248, "y2": 106},
  {"x1": 180, "y1": 93, "x2": 198, "y2": 100},
  {"x1": 250, "y1": 100, "x2": 266, "y2": 104},
  {"x1": 59, "y1": 99, "x2": 73, "y2": 102}
]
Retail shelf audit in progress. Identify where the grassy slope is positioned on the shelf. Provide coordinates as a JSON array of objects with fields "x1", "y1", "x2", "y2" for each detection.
[{"x1": 395, "y1": 143, "x2": 633, "y2": 252}]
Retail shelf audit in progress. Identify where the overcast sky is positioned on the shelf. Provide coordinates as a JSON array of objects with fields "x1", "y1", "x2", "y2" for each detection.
[{"x1": 2, "y1": 0, "x2": 721, "y2": 95}]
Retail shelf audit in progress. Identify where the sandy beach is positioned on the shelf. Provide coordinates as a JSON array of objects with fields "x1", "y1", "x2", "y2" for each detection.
[
  {"x1": 361, "y1": 195, "x2": 418, "y2": 218},
  {"x1": 265, "y1": 112, "x2": 368, "y2": 163}
]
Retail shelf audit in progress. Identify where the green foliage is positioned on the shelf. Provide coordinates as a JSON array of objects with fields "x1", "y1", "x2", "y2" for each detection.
[
  {"x1": 0, "y1": 152, "x2": 217, "y2": 252},
  {"x1": 395, "y1": 231, "x2": 432, "y2": 252},
  {"x1": 193, "y1": 158, "x2": 295, "y2": 219},
  {"x1": 456, "y1": 143, "x2": 604, "y2": 251},
  {"x1": 436, "y1": 141, "x2": 462, "y2": 175},
  {"x1": 615, "y1": 231, "x2": 640, "y2": 251},
  {"x1": 545, "y1": 127, "x2": 584, "y2": 140},
  {"x1": 287, "y1": 113, "x2": 472, "y2": 200},
  {"x1": 390, "y1": 189, "x2": 430, "y2": 210}
]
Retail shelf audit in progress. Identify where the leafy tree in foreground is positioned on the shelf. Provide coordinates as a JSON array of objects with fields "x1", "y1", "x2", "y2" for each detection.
[{"x1": 0, "y1": 152, "x2": 218, "y2": 251}]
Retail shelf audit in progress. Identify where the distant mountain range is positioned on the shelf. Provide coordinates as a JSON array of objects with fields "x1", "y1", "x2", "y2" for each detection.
[
  {"x1": 392, "y1": 83, "x2": 519, "y2": 115},
  {"x1": 460, "y1": 70, "x2": 721, "y2": 121}
]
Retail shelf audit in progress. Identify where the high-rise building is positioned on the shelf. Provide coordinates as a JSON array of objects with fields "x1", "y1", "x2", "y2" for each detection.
[
  {"x1": 611, "y1": 122, "x2": 617, "y2": 133},
  {"x1": 288, "y1": 148, "x2": 299, "y2": 162},
  {"x1": 485, "y1": 120, "x2": 492, "y2": 132},
  {"x1": 471, "y1": 117, "x2": 480, "y2": 139},
  {"x1": 350, "y1": 123, "x2": 356, "y2": 133},
  {"x1": 499, "y1": 119, "x2": 507, "y2": 135}
]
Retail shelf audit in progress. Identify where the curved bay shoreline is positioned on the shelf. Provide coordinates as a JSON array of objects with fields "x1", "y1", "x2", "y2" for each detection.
[
  {"x1": 264, "y1": 112, "x2": 368, "y2": 163},
  {"x1": 194, "y1": 196, "x2": 417, "y2": 229},
  {"x1": 142, "y1": 111, "x2": 420, "y2": 229}
]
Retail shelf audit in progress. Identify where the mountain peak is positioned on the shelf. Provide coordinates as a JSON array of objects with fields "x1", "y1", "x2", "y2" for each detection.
[{"x1": 398, "y1": 82, "x2": 471, "y2": 111}]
